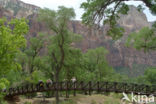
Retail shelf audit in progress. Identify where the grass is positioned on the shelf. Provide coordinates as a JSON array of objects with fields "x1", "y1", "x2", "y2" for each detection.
[
  {"x1": 70, "y1": 94, "x2": 121, "y2": 104},
  {"x1": 24, "y1": 102, "x2": 32, "y2": 104},
  {"x1": 16, "y1": 93, "x2": 123, "y2": 104},
  {"x1": 60, "y1": 99, "x2": 77, "y2": 104}
]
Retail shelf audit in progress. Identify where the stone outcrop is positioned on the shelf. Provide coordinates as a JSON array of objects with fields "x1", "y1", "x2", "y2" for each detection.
[
  {"x1": 0, "y1": 0, "x2": 155, "y2": 76},
  {"x1": 0, "y1": 0, "x2": 39, "y2": 18}
]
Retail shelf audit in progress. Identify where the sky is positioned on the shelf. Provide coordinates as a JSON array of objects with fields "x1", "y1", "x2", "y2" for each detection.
[{"x1": 20, "y1": 0, "x2": 156, "y2": 22}]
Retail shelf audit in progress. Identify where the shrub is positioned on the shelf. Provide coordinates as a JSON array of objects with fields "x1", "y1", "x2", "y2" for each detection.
[{"x1": 24, "y1": 102, "x2": 32, "y2": 104}]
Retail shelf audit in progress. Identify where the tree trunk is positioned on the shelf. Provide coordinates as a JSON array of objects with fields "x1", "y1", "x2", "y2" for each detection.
[
  {"x1": 30, "y1": 64, "x2": 34, "y2": 74},
  {"x1": 55, "y1": 71, "x2": 59, "y2": 104}
]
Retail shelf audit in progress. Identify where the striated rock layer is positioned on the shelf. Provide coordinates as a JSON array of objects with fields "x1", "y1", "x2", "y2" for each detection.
[{"x1": 0, "y1": 0, "x2": 155, "y2": 77}]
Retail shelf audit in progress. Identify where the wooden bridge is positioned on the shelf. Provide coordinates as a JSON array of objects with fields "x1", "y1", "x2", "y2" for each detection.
[{"x1": 3, "y1": 81, "x2": 156, "y2": 97}]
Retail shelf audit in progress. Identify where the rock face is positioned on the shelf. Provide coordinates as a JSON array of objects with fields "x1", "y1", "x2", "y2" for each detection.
[
  {"x1": 0, "y1": 0, "x2": 39, "y2": 18},
  {"x1": 0, "y1": 0, "x2": 155, "y2": 77}
]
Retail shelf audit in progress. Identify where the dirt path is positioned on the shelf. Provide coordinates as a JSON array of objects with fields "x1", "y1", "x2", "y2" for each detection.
[{"x1": 10, "y1": 94, "x2": 121, "y2": 104}]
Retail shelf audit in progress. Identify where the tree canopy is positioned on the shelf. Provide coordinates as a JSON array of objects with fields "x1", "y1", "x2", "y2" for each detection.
[
  {"x1": 81, "y1": 0, "x2": 156, "y2": 51},
  {"x1": 81, "y1": 0, "x2": 156, "y2": 26},
  {"x1": 0, "y1": 18, "x2": 28, "y2": 103},
  {"x1": 126, "y1": 26, "x2": 156, "y2": 52},
  {"x1": 0, "y1": 18, "x2": 28, "y2": 77},
  {"x1": 38, "y1": 6, "x2": 82, "y2": 104},
  {"x1": 144, "y1": 67, "x2": 156, "y2": 84}
]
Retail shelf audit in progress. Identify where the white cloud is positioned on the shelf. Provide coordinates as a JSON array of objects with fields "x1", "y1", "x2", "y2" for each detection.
[{"x1": 21, "y1": 0, "x2": 156, "y2": 22}]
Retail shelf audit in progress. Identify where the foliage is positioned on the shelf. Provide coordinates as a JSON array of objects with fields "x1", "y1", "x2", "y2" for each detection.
[
  {"x1": 0, "y1": 17, "x2": 28, "y2": 102},
  {"x1": 23, "y1": 33, "x2": 47, "y2": 73},
  {"x1": 0, "y1": 101, "x2": 8, "y2": 104},
  {"x1": 39, "y1": 56, "x2": 54, "y2": 80},
  {"x1": 0, "y1": 78, "x2": 10, "y2": 90},
  {"x1": 5, "y1": 70, "x2": 24, "y2": 87},
  {"x1": 1, "y1": 1, "x2": 155, "y2": 101},
  {"x1": 38, "y1": 6, "x2": 75, "y2": 33},
  {"x1": 76, "y1": 47, "x2": 116, "y2": 82},
  {"x1": 80, "y1": 0, "x2": 130, "y2": 39},
  {"x1": 81, "y1": 0, "x2": 156, "y2": 50},
  {"x1": 126, "y1": 27, "x2": 156, "y2": 52},
  {"x1": 135, "y1": 75, "x2": 149, "y2": 84},
  {"x1": 144, "y1": 67, "x2": 156, "y2": 84},
  {"x1": 38, "y1": 6, "x2": 81, "y2": 83},
  {"x1": 81, "y1": 0, "x2": 156, "y2": 28},
  {"x1": 25, "y1": 70, "x2": 46, "y2": 84},
  {"x1": 115, "y1": 64, "x2": 149, "y2": 77},
  {"x1": 115, "y1": 66, "x2": 130, "y2": 76},
  {"x1": 38, "y1": 6, "x2": 81, "y2": 104},
  {"x1": 16, "y1": 51, "x2": 28, "y2": 72},
  {"x1": 0, "y1": 78, "x2": 9, "y2": 103},
  {"x1": 16, "y1": 33, "x2": 48, "y2": 85},
  {"x1": 0, "y1": 18, "x2": 28, "y2": 77},
  {"x1": 60, "y1": 99, "x2": 77, "y2": 104},
  {"x1": 24, "y1": 102, "x2": 32, "y2": 104}
]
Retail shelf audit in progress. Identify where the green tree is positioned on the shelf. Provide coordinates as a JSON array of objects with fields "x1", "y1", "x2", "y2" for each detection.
[
  {"x1": 0, "y1": 18, "x2": 28, "y2": 76},
  {"x1": 126, "y1": 27, "x2": 156, "y2": 52},
  {"x1": 81, "y1": 0, "x2": 156, "y2": 49},
  {"x1": 17, "y1": 51, "x2": 28, "y2": 72},
  {"x1": 79, "y1": 47, "x2": 114, "y2": 81},
  {"x1": 38, "y1": 6, "x2": 82, "y2": 104},
  {"x1": 27, "y1": 33, "x2": 46, "y2": 73},
  {"x1": 144, "y1": 67, "x2": 156, "y2": 84},
  {"x1": 19, "y1": 33, "x2": 47, "y2": 73},
  {"x1": 62, "y1": 47, "x2": 82, "y2": 81},
  {"x1": 0, "y1": 17, "x2": 28, "y2": 103}
]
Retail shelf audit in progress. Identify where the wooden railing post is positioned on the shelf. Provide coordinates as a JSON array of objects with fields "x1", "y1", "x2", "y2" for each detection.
[
  {"x1": 66, "y1": 81, "x2": 69, "y2": 98},
  {"x1": 89, "y1": 81, "x2": 92, "y2": 95},
  {"x1": 60, "y1": 82, "x2": 62, "y2": 91},
  {"x1": 114, "y1": 82, "x2": 117, "y2": 93},
  {"x1": 152, "y1": 85, "x2": 155, "y2": 93},
  {"x1": 105, "y1": 82, "x2": 108, "y2": 92},
  {"x1": 9, "y1": 88, "x2": 12, "y2": 95},
  {"x1": 17, "y1": 87, "x2": 19, "y2": 94},
  {"x1": 53, "y1": 82, "x2": 56, "y2": 90},
  {"x1": 31, "y1": 84, "x2": 34, "y2": 92},
  {"x1": 21, "y1": 86, "x2": 24, "y2": 94},
  {"x1": 26, "y1": 84, "x2": 29, "y2": 93},
  {"x1": 124, "y1": 83, "x2": 127, "y2": 93},
  {"x1": 81, "y1": 81, "x2": 84, "y2": 90},
  {"x1": 73, "y1": 81, "x2": 76, "y2": 96},
  {"x1": 145, "y1": 85, "x2": 149, "y2": 95},
  {"x1": 81, "y1": 81, "x2": 86, "y2": 95},
  {"x1": 97, "y1": 81, "x2": 100, "y2": 93}
]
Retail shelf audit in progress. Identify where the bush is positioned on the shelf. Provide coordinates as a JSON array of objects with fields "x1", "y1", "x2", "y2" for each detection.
[
  {"x1": 0, "y1": 78, "x2": 10, "y2": 103},
  {"x1": 60, "y1": 100, "x2": 77, "y2": 104},
  {"x1": 25, "y1": 93, "x2": 37, "y2": 99},
  {"x1": 44, "y1": 91, "x2": 55, "y2": 98},
  {"x1": 24, "y1": 102, "x2": 32, "y2": 104},
  {"x1": 25, "y1": 70, "x2": 46, "y2": 84}
]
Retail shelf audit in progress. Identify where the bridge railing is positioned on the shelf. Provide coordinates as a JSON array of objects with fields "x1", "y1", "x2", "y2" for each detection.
[{"x1": 1, "y1": 81, "x2": 155, "y2": 97}]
